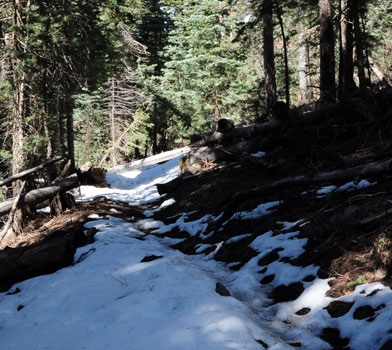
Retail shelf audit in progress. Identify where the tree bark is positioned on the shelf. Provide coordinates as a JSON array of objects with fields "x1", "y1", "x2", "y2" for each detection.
[
  {"x1": 319, "y1": 0, "x2": 336, "y2": 104},
  {"x1": 298, "y1": 14, "x2": 311, "y2": 102},
  {"x1": 11, "y1": 0, "x2": 29, "y2": 178},
  {"x1": 65, "y1": 88, "x2": 75, "y2": 172},
  {"x1": 263, "y1": 0, "x2": 277, "y2": 111},
  {"x1": 339, "y1": 0, "x2": 356, "y2": 100},
  {"x1": 274, "y1": 0, "x2": 290, "y2": 106},
  {"x1": 352, "y1": 1, "x2": 367, "y2": 96}
]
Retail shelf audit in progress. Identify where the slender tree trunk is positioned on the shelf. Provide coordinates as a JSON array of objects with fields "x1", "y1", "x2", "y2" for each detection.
[
  {"x1": 65, "y1": 88, "x2": 75, "y2": 172},
  {"x1": 319, "y1": 0, "x2": 336, "y2": 104},
  {"x1": 352, "y1": 1, "x2": 367, "y2": 96},
  {"x1": 11, "y1": 0, "x2": 31, "y2": 234},
  {"x1": 339, "y1": 0, "x2": 355, "y2": 101},
  {"x1": 298, "y1": 4, "x2": 311, "y2": 103},
  {"x1": 110, "y1": 77, "x2": 117, "y2": 167},
  {"x1": 11, "y1": 0, "x2": 28, "y2": 177},
  {"x1": 263, "y1": 0, "x2": 277, "y2": 112},
  {"x1": 274, "y1": 0, "x2": 290, "y2": 106}
]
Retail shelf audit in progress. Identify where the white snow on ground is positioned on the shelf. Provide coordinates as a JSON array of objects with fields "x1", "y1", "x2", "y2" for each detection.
[
  {"x1": 229, "y1": 201, "x2": 281, "y2": 221},
  {"x1": 1, "y1": 157, "x2": 392, "y2": 350},
  {"x1": 316, "y1": 179, "x2": 376, "y2": 198},
  {"x1": 77, "y1": 156, "x2": 182, "y2": 205}
]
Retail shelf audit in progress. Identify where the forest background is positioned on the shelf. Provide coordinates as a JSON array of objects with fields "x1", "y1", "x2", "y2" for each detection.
[{"x1": 0, "y1": 0, "x2": 391, "y2": 189}]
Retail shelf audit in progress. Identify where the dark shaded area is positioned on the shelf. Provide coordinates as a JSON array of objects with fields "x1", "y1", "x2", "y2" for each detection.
[
  {"x1": 0, "y1": 223, "x2": 95, "y2": 292},
  {"x1": 295, "y1": 307, "x2": 311, "y2": 316},
  {"x1": 215, "y1": 282, "x2": 231, "y2": 297},
  {"x1": 325, "y1": 300, "x2": 354, "y2": 318},
  {"x1": 320, "y1": 328, "x2": 350, "y2": 349},
  {"x1": 140, "y1": 254, "x2": 163, "y2": 262},
  {"x1": 270, "y1": 282, "x2": 304, "y2": 303}
]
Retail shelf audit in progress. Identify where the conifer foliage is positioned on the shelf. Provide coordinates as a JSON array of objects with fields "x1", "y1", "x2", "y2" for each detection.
[{"x1": 0, "y1": 0, "x2": 391, "y2": 176}]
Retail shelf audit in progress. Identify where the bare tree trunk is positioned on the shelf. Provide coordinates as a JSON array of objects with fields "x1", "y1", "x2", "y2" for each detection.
[
  {"x1": 352, "y1": 1, "x2": 367, "y2": 96},
  {"x1": 274, "y1": 0, "x2": 290, "y2": 106},
  {"x1": 263, "y1": 0, "x2": 277, "y2": 112},
  {"x1": 319, "y1": 0, "x2": 336, "y2": 104},
  {"x1": 65, "y1": 89, "x2": 75, "y2": 172},
  {"x1": 339, "y1": 0, "x2": 356, "y2": 101},
  {"x1": 110, "y1": 77, "x2": 118, "y2": 167},
  {"x1": 298, "y1": 6, "x2": 311, "y2": 103},
  {"x1": 11, "y1": 0, "x2": 28, "y2": 178}
]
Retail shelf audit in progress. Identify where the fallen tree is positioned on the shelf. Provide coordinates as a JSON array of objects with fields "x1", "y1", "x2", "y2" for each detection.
[
  {"x1": 0, "y1": 176, "x2": 80, "y2": 217},
  {"x1": 0, "y1": 224, "x2": 96, "y2": 292},
  {"x1": 110, "y1": 146, "x2": 190, "y2": 173}
]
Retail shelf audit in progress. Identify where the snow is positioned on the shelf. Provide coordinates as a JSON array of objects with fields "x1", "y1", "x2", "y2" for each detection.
[
  {"x1": 316, "y1": 179, "x2": 376, "y2": 198},
  {"x1": 1, "y1": 157, "x2": 392, "y2": 350},
  {"x1": 229, "y1": 201, "x2": 281, "y2": 221},
  {"x1": 251, "y1": 151, "x2": 266, "y2": 158}
]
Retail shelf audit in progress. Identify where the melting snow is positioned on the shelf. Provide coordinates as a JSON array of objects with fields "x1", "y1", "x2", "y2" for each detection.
[{"x1": 0, "y1": 157, "x2": 391, "y2": 350}]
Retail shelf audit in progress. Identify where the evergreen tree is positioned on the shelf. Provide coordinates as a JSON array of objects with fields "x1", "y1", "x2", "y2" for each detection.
[{"x1": 159, "y1": 0, "x2": 260, "y2": 143}]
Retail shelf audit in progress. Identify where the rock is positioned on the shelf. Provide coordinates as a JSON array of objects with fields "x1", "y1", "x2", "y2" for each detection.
[
  {"x1": 140, "y1": 255, "x2": 163, "y2": 263},
  {"x1": 216, "y1": 282, "x2": 230, "y2": 297},
  {"x1": 295, "y1": 307, "x2": 311, "y2": 316},
  {"x1": 325, "y1": 300, "x2": 354, "y2": 318},
  {"x1": 270, "y1": 282, "x2": 304, "y2": 303}
]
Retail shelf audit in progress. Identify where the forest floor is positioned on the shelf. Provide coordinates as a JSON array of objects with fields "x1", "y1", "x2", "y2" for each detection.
[{"x1": 2, "y1": 118, "x2": 392, "y2": 349}]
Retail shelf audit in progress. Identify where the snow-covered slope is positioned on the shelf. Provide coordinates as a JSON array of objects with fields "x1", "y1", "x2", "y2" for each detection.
[{"x1": 1, "y1": 156, "x2": 391, "y2": 350}]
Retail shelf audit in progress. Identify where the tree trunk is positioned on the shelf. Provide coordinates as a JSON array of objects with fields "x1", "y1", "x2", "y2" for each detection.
[
  {"x1": 339, "y1": 0, "x2": 356, "y2": 101},
  {"x1": 263, "y1": 0, "x2": 277, "y2": 112},
  {"x1": 11, "y1": 0, "x2": 28, "y2": 178},
  {"x1": 110, "y1": 77, "x2": 118, "y2": 166},
  {"x1": 298, "y1": 15, "x2": 311, "y2": 102},
  {"x1": 65, "y1": 89, "x2": 75, "y2": 172},
  {"x1": 353, "y1": 1, "x2": 367, "y2": 96},
  {"x1": 319, "y1": 0, "x2": 336, "y2": 104},
  {"x1": 274, "y1": 0, "x2": 290, "y2": 106}
]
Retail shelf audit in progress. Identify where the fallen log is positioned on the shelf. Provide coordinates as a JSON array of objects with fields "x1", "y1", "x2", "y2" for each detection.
[
  {"x1": 191, "y1": 120, "x2": 282, "y2": 147},
  {"x1": 0, "y1": 224, "x2": 95, "y2": 292},
  {"x1": 0, "y1": 156, "x2": 62, "y2": 187},
  {"x1": 190, "y1": 99, "x2": 369, "y2": 148},
  {"x1": 0, "y1": 176, "x2": 80, "y2": 217},
  {"x1": 110, "y1": 146, "x2": 190, "y2": 174}
]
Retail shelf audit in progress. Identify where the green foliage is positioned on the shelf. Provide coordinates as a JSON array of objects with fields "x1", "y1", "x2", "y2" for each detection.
[
  {"x1": 347, "y1": 276, "x2": 366, "y2": 289},
  {"x1": 157, "y1": 0, "x2": 261, "y2": 144},
  {"x1": 74, "y1": 90, "x2": 109, "y2": 166}
]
